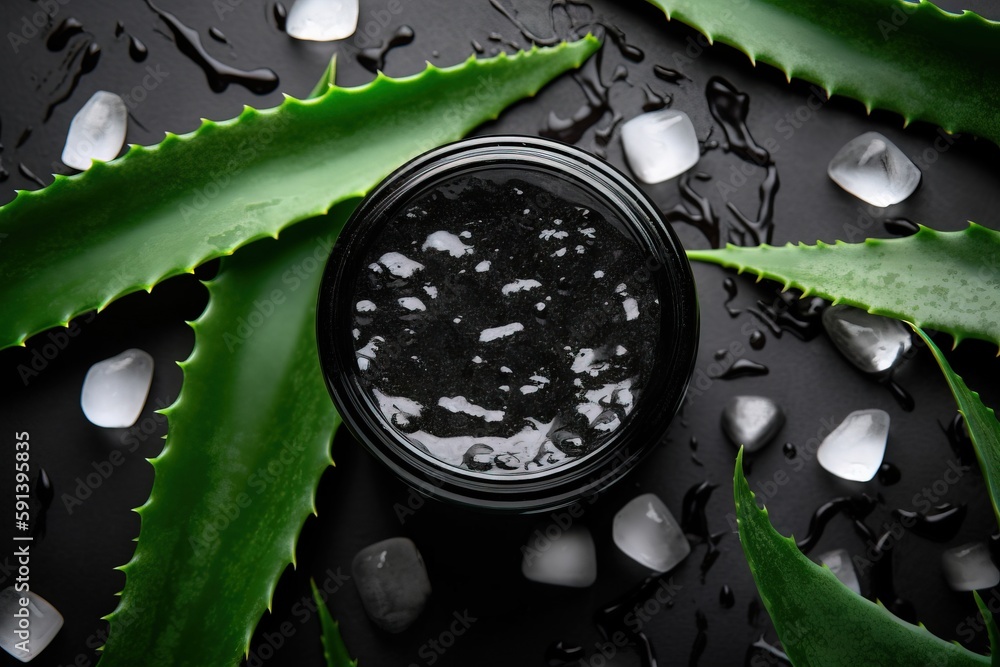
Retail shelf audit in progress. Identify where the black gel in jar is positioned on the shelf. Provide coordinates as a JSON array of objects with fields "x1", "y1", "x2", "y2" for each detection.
[{"x1": 318, "y1": 136, "x2": 698, "y2": 512}]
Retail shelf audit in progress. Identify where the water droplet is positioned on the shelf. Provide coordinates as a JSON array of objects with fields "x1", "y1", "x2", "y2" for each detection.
[
  {"x1": 664, "y1": 173, "x2": 722, "y2": 248},
  {"x1": 545, "y1": 641, "x2": 584, "y2": 666},
  {"x1": 727, "y1": 164, "x2": 780, "y2": 246},
  {"x1": 749, "y1": 330, "x2": 765, "y2": 350},
  {"x1": 31, "y1": 468, "x2": 55, "y2": 540},
  {"x1": 883, "y1": 217, "x2": 920, "y2": 237},
  {"x1": 358, "y1": 25, "x2": 415, "y2": 73},
  {"x1": 885, "y1": 377, "x2": 915, "y2": 412},
  {"x1": 18, "y1": 163, "x2": 47, "y2": 189},
  {"x1": 15, "y1": 127, "x2": 33, "y2": 149},
  {"x1": 705, "y1": 76, "x2": 770, "y2": 165},
  {"x1": 605, "y1": 24, "x2": 643, "y2": 61},
  {"x1": 712, "y1": 358, "x2": 769, "y2": 380},
  {"x1": 653, "y1": 64, "x2": 688, "y2": 84},
  {"x1": 782, "y1": 442, "x2": 797, "y2": 459},
  {"x1": 877, "y1": 462, "x2": 901, "y2": 485},
  {"x1": 129, "y1": 34, "x2": 148, "y2": 61},
  {"x1": 719, "y1": 585, "x2": 735, "y2": 608},
  {"x1": 273, "y1": 2, "x2": 288, "y2": 31},
  {"x1": 689, "y1": 611, "x2": 708, "y2": 666},
  {"x1": 146, "y1": 0, "x2": 279, "y2": 94},
  {"x1": 893, "y1": 503, "x2": 966, "y2": 542},
  {"x1": 870, "y1": 530, "x2": 916, "y2": 622},
  {"x1": 82, "y1": 42, "x2": 101, "y2": 72},
  {"x1": 795, "y1": 494, "x2": 877, "y2": 554},
  {"x1": 749, "y1": 290, "x2": 826, "y2": 340},
  {"x1": 722, "y1": 276, "x2": 740, "y2": 316},
  {"x1": 489, "y1": 0, "x2": 561, "y2": 46},
  {"x1": 47, "y1": 17, "x2": 85, "y2": 51},
  {"x1": 209, "y1": 26, "x2": 229, "y2": 43}
]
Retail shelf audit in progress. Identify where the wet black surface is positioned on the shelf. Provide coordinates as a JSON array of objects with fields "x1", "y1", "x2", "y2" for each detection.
[{"x1": 1, "y1": 0, "x2": 1000, "y2": 666}]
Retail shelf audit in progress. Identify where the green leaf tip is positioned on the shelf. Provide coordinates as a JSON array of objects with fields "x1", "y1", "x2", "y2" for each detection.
[
  {"x1": 974, "y1": 591, "x2": 1000, "y2": 666},
  {"x1": 912, "y1": 327, "x2": 1000, "y2": 530},
  {"x1": 734, "y1": 451, "x2": 992, "y2": 666},
  {"x1": 646, "y1": 0, "x2": 1000, "y2": 143},
  {"x1": 688, "y1": 222, "x2": 1000, "y2": 348},
  {"x1": 0, "y1": 37, "x2": 599, "y2": 353},
  {"x1": 311, "y1": 579, "x2": 358, "y2": 667}
]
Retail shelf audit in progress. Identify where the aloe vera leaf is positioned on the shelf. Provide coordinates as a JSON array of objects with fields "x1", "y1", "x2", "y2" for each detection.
[
  {"x1": 312, "y1": 580, "x2": 358, "y2": 667},
  {"x1": 0, "y1": 37, "x2": 599, "y2": 351},
  {"x1": 913, "y1": 327, "x2": 1000, "y2": 527},
  {"x1": 98, "y1": 204, "x2": 350, "y2": 667},
  {"x1": 687, "y1": 223, "x2": 1000, "y2": 347},
  {"x1": 734, "y1": 448, "x2": 992, "y2": 666},
  {"x1": 974, "y1": 592, "x2": 1000, "y2": 667},
  {"x1": 645, "y1": 0, "x2": 1000, "y2": 143}
]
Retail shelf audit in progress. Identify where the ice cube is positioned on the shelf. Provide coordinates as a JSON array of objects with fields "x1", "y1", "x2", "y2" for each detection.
[
  {"x1": 81, "y1": 348, "x2": 154, "y2": 428},
  {"x1": 817, "y1": 549, "x2": 861, "y2": 594},
  {"x1": 721, "y1": 396, "x2": 785, "y2": 453},
  {"x1": 613, "y1": 493, "x2": 691, "y2": 572},
  {"x1": 817, "y1": 409, "x2": 890, "y2": 482},
  {"x1": 942, "y1": 543, "x2": 1000, "y2": 591},
  {"x1": 352, "y1": 537, "x2": 431, "y2": 633},
  {"x1": 827, "y1": 132, "x2": 920, "y2": 207},
  {"x1": 61, "y1": 91, "x2": 127, "y2": 171},
  {"x1": 621, "y1": 109, "x2": 699, "y2": 184},
  {"x1": 822, "y1": 305, "x2": 912, "y2": 375},
  {"x1": 0, "y1": 587, "x2": 63, "y2": 662},
  {"x1": 522, "y1": 525, "x2": 597, "y2": 587},
  {"x1": 286, "y1": 0, "x2": 359, "y2": 41}
]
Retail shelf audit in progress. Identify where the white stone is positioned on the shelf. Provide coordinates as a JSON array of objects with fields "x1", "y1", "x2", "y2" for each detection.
[
  {"x1": 522, "y1": 525, "x2": 597, "y2": 587},
  {"x1": 0, "y1": 587, "x2": 63, "y2": 662},
  {"x1": 621, "y1": 109, "x2": 700, "y2": 184},
  {"x1": 817, "y1": 409, "x2": 890, "y2": 482},
  {"x1": 378, "y1": 252, "x2": 423, "y2": 278},
  {"x1": 822, "y1": 305, "x2": 912, "y2": 375},
  {"x1": 828, "y1": 131, "x2": 921, "y2": 207},
  {"x1": 80, "y1": 349, "x2": 154, "y2": 428},
  {"x1": 62, "y1": 91, "x2": 127, "y2": 170},
  {"x1": 942, "y1": 543, "x2": 1000, "y2": 592},
  {"x1": 721, "y1": 396, "x2": 785, "y2": 453},
  {"x1": 352, "y1": 538, "x2": 430, "y2": 633},
  {"x1": 817, "y1": 548, "x2": 861, "y2": 594},
  {"x1": 479, "y1": 322, "x2": 524, "y2": 342},
  {"x1": 286, "y1": 0, "x2": 359, "y2": 41},
  {"x1": 422, "y1": 230, "x2": 473, "y2": 257},
  {"x1": 613, "y1": 493, "x2": 691, "y2": 572}
]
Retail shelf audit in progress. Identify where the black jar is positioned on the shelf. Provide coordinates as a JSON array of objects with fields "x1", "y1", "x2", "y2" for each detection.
[{"x1": 317, "y1": 136, "x2": 698, "y2": 513}]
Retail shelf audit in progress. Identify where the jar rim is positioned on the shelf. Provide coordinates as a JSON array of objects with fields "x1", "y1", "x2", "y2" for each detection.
[{"x1": 317, "y1": 135, "x2": 699, "y2": 513}]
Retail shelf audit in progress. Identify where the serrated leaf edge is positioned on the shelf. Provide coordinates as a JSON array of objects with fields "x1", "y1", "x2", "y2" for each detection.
[{"x1": 1, "y1": 36, "x2": 600, "y2": 349}]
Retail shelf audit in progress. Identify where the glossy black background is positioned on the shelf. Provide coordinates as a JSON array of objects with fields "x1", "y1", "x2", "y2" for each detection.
[{"x1": 1, "y1": 1, "x2": 999, "y2": 665}]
